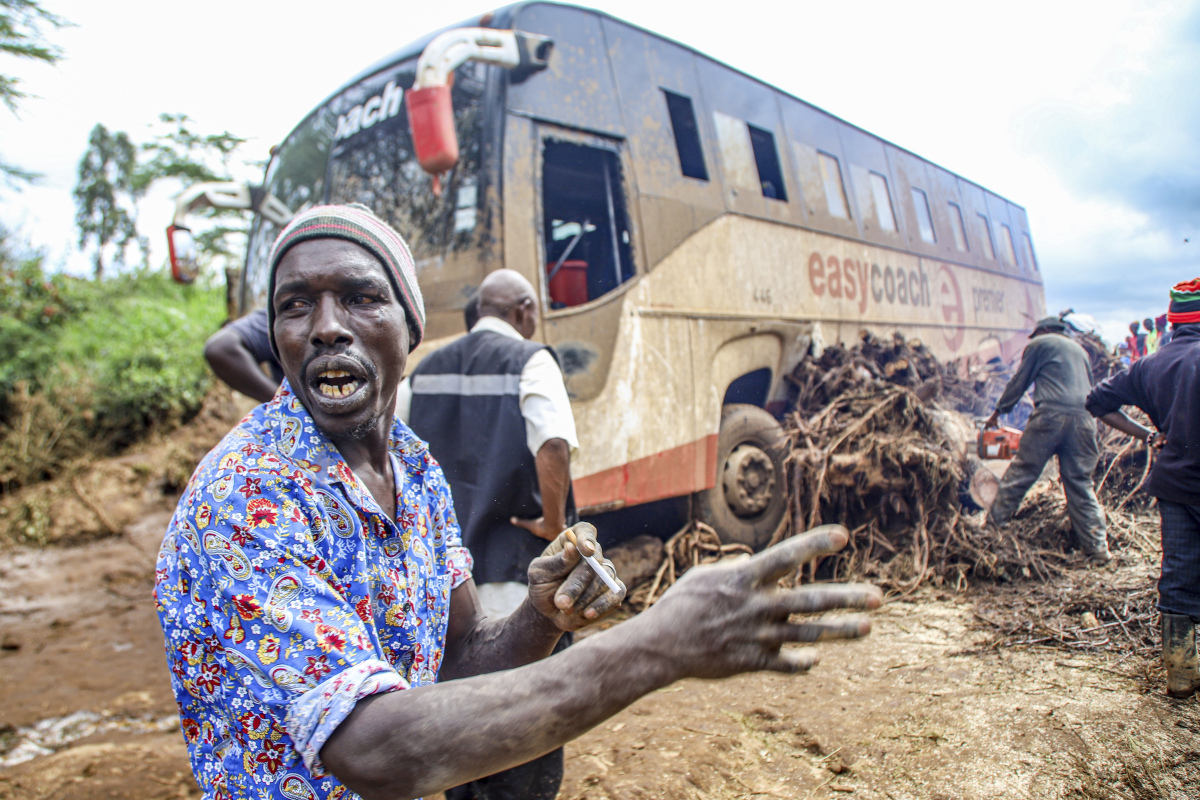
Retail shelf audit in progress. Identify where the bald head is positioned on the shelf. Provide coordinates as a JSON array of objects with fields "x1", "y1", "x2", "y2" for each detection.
[{"x1": 478, "y1": 269, "x2": 539, "y2": 339}]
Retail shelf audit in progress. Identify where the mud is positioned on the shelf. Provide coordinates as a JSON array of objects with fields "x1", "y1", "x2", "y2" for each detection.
[{"x1": 1, "y1": 394, "x2": 1197, "y2": 799}]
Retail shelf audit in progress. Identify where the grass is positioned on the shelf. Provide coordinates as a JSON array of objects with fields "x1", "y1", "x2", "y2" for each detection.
[{"x1": 0, "y1": 227, "x2": 225, "y2": 491}]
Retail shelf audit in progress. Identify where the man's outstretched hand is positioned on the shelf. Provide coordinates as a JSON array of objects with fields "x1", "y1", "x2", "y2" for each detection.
[
  {"x1": 527, "y1": 523, "x2": 625, "y2": 631},
  {"x1": 633, "y1": 524, "x2": 882, "y2": 680}
]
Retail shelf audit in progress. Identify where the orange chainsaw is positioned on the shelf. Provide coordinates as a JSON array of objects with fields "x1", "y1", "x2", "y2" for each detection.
[{"x1": 977, "y1": 425, "x2": 1022, "y2": 460}]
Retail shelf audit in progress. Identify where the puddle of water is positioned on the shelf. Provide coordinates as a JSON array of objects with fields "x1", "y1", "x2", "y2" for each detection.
[{"x1": 0, "y1": 709, "x2": 178, "y2": 768}]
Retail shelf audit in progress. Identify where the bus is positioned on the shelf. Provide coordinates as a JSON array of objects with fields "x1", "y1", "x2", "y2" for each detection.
[{"x1": 170, "y1": 2, "x2": 1046, "y2": 549}]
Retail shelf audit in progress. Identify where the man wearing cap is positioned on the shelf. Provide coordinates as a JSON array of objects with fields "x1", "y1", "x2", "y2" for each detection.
[
  {"x1": 153, "y1": 204, "x2": 882, "y2": 800},
  {"x1": 983, "y1": 316, "x2": 1109, "y2": 564},
  {"x1": 1087, "y1": 278, "x2": 1200, "y2": 697}
]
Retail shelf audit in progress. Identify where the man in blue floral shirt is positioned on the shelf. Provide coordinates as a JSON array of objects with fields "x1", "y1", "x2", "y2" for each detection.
[{"x1": 156, "y1": 204, "x2": 883, "y2": 800}]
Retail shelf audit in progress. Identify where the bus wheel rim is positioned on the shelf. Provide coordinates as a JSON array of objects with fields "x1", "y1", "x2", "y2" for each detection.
[{"x1": 722, "y1": 443, "x2": 776, "y2": 517}]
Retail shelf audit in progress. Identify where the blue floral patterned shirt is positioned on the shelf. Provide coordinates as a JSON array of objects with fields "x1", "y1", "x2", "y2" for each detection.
[{"x1": 154, "y1": 381, "x2": 473, "y2": 800}]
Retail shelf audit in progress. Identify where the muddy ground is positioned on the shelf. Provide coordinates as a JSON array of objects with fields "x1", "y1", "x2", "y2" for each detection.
[{"x1": 1, "y1": 397, "x2": 1197, "y2": 799}]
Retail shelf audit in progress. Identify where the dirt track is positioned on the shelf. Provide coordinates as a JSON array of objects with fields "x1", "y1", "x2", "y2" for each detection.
[
  {"x1": 1, "y1": 520, "x2": 1197, "y2": 799},
  {"x1": 0, "y1": 403, "x2": 1197, "y2": 799}
]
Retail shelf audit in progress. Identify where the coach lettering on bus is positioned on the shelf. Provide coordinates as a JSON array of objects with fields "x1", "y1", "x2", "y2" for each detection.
[{"x1": 808, "y1": 251, "x2": 929, "y2": 311}]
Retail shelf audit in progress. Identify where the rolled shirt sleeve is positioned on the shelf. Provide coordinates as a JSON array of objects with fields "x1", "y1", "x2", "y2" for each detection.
[{"x1": 518, "y1": 348, "x2": 580, "y2": 460}]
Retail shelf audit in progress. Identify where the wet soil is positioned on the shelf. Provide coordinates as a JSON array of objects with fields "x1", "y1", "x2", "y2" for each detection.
[{"x1": 1, "y1": 401, "x2": 1196, "y2": 799}]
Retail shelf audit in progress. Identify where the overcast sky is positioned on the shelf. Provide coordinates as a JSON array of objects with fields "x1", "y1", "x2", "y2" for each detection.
[{"x1": 0, "y1": 0, "x2": 1193, "y2": 345}]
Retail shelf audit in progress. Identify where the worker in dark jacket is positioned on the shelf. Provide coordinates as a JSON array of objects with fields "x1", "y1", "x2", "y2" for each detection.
[
  {"x1": 984, "y1": 316, "x2": 1109, "y2": 563},
  {"x1": 398, "y1": 268, "x2": 582, "y2": 800},
  {"x1": 1087, "y1": 278, "x2": 1200, "y2": 698}
]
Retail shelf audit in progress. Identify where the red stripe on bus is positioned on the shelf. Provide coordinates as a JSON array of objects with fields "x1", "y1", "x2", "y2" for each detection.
[{"x1": 574, "y1": 434, "x2": 719, "y2": 511}]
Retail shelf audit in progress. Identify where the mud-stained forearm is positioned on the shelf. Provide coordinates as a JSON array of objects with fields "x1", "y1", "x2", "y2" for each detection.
[
  {"x1": 438, "y1": 594, "x2": 564, "y2": 681},
  {"x1": 324, "y1": 526, "x2": 884, "y2": 800},
  {"x1": 323, "y1": 614, "x2": 672, "y2": 800}
]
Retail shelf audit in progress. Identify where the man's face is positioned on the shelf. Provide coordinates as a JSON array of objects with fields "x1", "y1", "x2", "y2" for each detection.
[{"x1": 272, "y1": 239, "x2": 409, "y2": 441}]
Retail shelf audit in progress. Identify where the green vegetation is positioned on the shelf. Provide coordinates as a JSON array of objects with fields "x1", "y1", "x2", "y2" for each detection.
[{"x1": 0, "y1": 227, "x2": 224, "y2": 490}]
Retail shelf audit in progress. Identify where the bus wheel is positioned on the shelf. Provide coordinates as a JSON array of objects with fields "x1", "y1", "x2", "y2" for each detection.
[{"x1": 693, "y1": 404, "x2": 787, "y2": 551}]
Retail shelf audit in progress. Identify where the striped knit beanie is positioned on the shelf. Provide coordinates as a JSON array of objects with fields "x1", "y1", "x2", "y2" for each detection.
[
  {"x1": 1168, "y1": 278, "x2": 1200, "y2": 325},
  {"x1": 266, "y1": 203, "x2": 425, "y2": 353}
]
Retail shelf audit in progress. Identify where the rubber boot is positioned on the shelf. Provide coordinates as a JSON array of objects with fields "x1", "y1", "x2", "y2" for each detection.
[{"x1": 1162, "y1": 613, "x2": 1200, "y2": 699}]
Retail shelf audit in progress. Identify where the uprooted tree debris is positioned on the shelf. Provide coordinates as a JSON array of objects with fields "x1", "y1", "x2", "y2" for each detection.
[{"x1": 617, "y1": 330, "x2": 1160, "y2": 658}]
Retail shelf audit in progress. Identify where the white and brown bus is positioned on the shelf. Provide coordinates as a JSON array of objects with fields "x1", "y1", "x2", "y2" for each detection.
[{"x1": 170, "y1": 2, "x2": 1046, "y2": 548}]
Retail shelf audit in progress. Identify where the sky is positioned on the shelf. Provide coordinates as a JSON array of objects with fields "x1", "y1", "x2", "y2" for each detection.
[{"x1": 0, "y1": 0, "x2": 1194, "y2": 345}]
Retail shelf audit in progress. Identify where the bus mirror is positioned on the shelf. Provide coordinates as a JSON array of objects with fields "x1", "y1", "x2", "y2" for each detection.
[
  {"x1": 410, "y1": 28, "x2": 554, "y2": 180},
  {"x1": 511, "y1": 32, "x2": 553, "y2": 83},
  {"x1": 408, "y1": 84, "x2": 460, "y2": 176},
  {"x1": 167, "y1": 224, "x2": 199, "y2": 284}
]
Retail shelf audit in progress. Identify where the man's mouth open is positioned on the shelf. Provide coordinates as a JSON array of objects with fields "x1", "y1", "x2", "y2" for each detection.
[
  {"x1": 307, "y1": 367, "x2": 367, "y2": 407},
  {"x1": 315, "y1": 369, "x2": 362, "y2": 399}
]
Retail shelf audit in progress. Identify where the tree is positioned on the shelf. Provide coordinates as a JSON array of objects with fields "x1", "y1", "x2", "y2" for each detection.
[
  {"x1": 73, "y1": 123, "x2": 139, "y2": 279},
  {"x1": 136, "y1": 113, "x2": 252, "y2": 269},
  {"x1": 73, "y1": 114, "x2": 254, "y2": 279},
  {"x1": 0, "y1": 0, "x2": 69, "y2": 184}
]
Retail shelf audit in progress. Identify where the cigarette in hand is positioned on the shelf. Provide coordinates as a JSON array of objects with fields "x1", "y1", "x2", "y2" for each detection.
[{"x1": 563, "y1": 528, "x2": 621, "y2": 593}]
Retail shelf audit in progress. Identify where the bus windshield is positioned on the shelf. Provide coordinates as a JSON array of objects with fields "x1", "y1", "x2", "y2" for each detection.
[
  {"x1": 243, "y1": 57, "x2": 489, "y2": 317},
  {"x1": 327, "y1": 59, "x2": 488, "y2": 266},
  {"x1": 243, "y1": 109, "x2": 334, "y2": 311}
]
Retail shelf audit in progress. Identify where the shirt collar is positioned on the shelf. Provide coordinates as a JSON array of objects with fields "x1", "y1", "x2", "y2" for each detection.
[
  {"x1": 470, "y1": 315, "x2": 524, "y2": 341},
  {"x1": 266, "y1": 379, "x2": 430, "y2": 511}
]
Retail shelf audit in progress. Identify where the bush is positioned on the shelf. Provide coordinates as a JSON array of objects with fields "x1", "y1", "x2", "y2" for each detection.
[{"x1": 0, "y1": 227, "x2": 225, "y2": 489}]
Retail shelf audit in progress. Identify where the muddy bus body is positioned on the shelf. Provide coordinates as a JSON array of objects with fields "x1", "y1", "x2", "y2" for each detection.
[{"x1": 234, "y1": 2, "x2": 1046, "y2": 546}]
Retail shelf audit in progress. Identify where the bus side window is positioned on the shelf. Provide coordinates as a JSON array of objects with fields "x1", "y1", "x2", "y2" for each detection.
[
  {"x1": 542, "y1": 140, "x2": 636, "y2": 308},
  {"x1": 748, "y1": 125, "x2": 787, "y2": 201},
  {"x1": 1021, "y1": 233, "x2": 1039, "y2": 271},
  {"x1": 663, "y1": 90, "x2": 708, "y2": 181},
  {"x1": 977, "y1": 214, "x2": 996, "y2": 260},
  {"x1": 818, "y1": 152, "x2": 850, "y2": 219},
  {"x1": 998, "y1": 223, "x2": 1018, "y2": 268},
  {"x1": 910, "y1": 187, "x2": 936, "y2": 244},
  {"x1": 948, "y1": 202, "x2": 968, "y2": 251},
  {"x1": 869, "y1": 172, "x2": 897, "y2": 232}
]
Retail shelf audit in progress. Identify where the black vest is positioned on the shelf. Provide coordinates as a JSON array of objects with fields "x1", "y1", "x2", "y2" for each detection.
[{"x1": 408, "y1": 330, "x2": 577, "y2": 583}]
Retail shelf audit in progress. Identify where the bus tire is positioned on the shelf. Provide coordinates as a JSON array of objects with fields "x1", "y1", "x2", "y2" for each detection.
[{"x1": 693, "y1": 404, "x2": 787, "y2": 551}]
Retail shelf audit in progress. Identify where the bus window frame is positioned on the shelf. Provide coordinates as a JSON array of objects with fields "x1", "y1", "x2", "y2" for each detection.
[{"x1": 532, "y1": 122, "x2": 644, "y2": 321}]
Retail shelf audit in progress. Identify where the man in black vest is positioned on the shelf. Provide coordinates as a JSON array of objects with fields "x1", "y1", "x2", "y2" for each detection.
[{"x1": 400, "y1": 268, "x2": 580, "y2": 800}]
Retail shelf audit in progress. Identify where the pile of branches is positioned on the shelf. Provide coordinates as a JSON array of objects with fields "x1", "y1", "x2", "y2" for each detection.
[
  {"x1": 784, "y1": 387, "x2": 968, "y2": 591},
  {"x1": 777, "y1": 331, "x2": 1157, "y2": 594},
  {"x1": 1093, "y1": 414, "x2": 1156, "y2": 511},
  {"x1": 629, "y1": 330, "x2": 1154, "y2": 631},
  {"x1": 627, "y1": 522, "x2": 753, "y2": 611},
  {"x1": 971, "y1": 535, "x2": 1161, "y2": 657},
  {"x1": 786, "y1": 331, "x2": 1034, "y2": 428}
]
